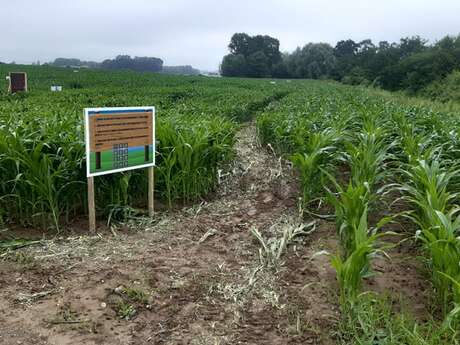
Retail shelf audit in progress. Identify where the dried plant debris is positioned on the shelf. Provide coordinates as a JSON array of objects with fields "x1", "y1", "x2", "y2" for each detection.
[
  {"x1": 47, "y1": 303, "x2": 98, "y2": 333},
  {"x1": 106, "y1": 285, "x2": 152, "y2": 320}
]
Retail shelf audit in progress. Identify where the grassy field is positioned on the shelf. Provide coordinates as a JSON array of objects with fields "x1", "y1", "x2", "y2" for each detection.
[{"x1": 1, "y1": 65, "x2": 460, "y2": 343}]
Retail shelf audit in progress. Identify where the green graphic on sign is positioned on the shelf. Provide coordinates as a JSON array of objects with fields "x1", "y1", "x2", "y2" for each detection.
[{"x1": 85, "y1": 107, "x2": 155, "y2": 177}]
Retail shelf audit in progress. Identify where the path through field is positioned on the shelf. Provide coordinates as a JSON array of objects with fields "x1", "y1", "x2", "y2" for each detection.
[{"x1": 0, "y1": 122, "x2": 428, "y2": 345}]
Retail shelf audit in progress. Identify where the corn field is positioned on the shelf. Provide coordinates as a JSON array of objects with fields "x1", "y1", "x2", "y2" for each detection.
[
  {"x1": 0, "y1": 65, "x2": 286, "y2": 230},
  {"x1": 256, "y1": 83, "x2": 460, "y2": 340},
  {"x1": 2, "y1": 65, "x2": 460, "y2": 342}
]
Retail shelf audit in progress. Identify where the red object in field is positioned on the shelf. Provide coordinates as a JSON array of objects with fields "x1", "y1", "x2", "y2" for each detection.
[{"x1": 9, "y1": 72, "x2": 28, "y2": 93}]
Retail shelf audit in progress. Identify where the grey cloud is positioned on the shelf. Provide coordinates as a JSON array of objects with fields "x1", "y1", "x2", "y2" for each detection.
[{"x1": 2, "y1": 0, "x2": 460, "y2": 70}]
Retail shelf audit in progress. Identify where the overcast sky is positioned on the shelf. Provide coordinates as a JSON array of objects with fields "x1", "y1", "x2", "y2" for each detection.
[{"x1": 2, "y1": 0, "x2": 460, "y2": 71}]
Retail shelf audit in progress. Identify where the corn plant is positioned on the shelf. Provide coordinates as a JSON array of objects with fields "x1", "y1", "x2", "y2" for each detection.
[
  {"x1": 155, "y1": 117, "x2": 236, "y2": 207},
  {"x1": 343, "y1": 129, "x2": 393, "y2": 191},
  {"x1": 399, "y1": 125, "x2": 437, "y2": 165},
  {"x1": 416, "y1": 209, "x2": 460, "y2": 317},
  {"x1": 331, "y1": 206, "x2": 392, "y2": 306},
  {"x1": 325, "y1": 176, "x2": 371, "y2": 258},
  {"x1": 400, "y1": 159, "x2": 458, "y2": 231},
  {"x1": 401, "y1": 158, "x2": 460, "y2": 318},
  {"x1": 289, "y1": 129, "x2": 339, "y2": 205},
  {"x1": 439, "y1": 272, "x2": 460, "y2": 331}
]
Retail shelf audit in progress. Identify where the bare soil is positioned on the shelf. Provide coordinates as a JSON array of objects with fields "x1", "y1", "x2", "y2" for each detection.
[{"x1": 0, "y1": 123, "x2": 430, "y2": 345}]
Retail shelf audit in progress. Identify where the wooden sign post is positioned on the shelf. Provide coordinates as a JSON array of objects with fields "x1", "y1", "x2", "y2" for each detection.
[
  {"x1": 8, "y1": 72, "x2": 28, "y2": 93},
  {"x1": 148, "y1": 167, "x2": 154, "y2": 217},
  {"x1": 84, "y1": 107, "x2": 156, "y2": 232},
  {"x1": 88, "y1": 176, "x2": 96, "y2": 232}
]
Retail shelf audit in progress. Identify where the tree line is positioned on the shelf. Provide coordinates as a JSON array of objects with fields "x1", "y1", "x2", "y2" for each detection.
[
  {"x1": 52, "y1": 58, "x2": 100, "y2": 69},
  {"x1": 160, "y1": 65, "x2": 200, "y2": 75},
  {"x1": 50, "y1": 56, "x2": 199, "y2": 75},
  {"x1": 221, "y1": 33, "x2": 460, "y2": 94},
  {"x1": 100, "y1": 55, "x2": 163, "y2": 72},
  {"x1": 52, "y1": 55, "x2": 164, "y2": 72}
]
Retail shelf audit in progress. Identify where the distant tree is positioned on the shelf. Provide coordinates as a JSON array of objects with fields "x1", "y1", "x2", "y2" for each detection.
[
  {"x1": 434, "y1": 35, "x2": 460, "y2": 70},
  {"x1": 101, "y1": 55, "x2": 130, "y2": 69},
  {"x1": 333, "y1": 39, "x2": 359, "y2": 79},
  {"x1": 399, "y1": 36, "x2": 427, "y2": 58},
  {"x1": 250, "y1": 35, "x2": 282, "y2": 68},
  {"x1": 378, "y1": 63, "x2": 406, "y2": 90},
  {"x1": 342, "y1": 66, "x2": 370, "y2": 85},
  {"x1": 53, "y1": 58, "x2": 83, "y2": 67},
  {"x1": 132, "y1": 56, "x2": 163, "y2": 72},
  {"x1": 400, "y1": 49, "x2": 457, "y2": 92},
  {"x1": 52, "y1": 58, "x2": 100, "y2": 68},
  {"x1": 357, "y1": 39, "x2": 375, "y2": 53},
  {"x1": 286, "y1": 43, "x2": 336, "y2": 79},
  {"x1": 435, "y1": 35, "x2": 457, "y2": 51},
  {"x1": 246, "y1": 51, "x2": 270, "y2": 78},
  {"x1": 422, "y1": 70, "x2": 460, "y2": 102},
  {"x1": 375, "y1": 41, "x2": 399, "y2": 66},
  {"x1": 101, "y1": 55, "x2": 163, "y2": 72},
  {"x1": 229, "y1": 33, "x2": 252, "y2": 57},
  {"x1": 222, "y1": 33, "x2": 282, "y2": 77},
  {"x1": 334, "y1": 39, "x2": 359, "y2": 57},
  {"x1": 271, "y1": 56, "x2": 289, "y2": 78},
  {"x1": 221, "y1": 54, "x2": 247, "y2": 77}
]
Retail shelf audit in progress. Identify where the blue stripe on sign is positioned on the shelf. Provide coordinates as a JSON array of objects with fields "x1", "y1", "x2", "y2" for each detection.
[
  {"x1": 88, "y1": 109, "x2": 151, "y2": 115},
  {"x1": 129, "y1": 145, "x2": 153, "y2": 152}
]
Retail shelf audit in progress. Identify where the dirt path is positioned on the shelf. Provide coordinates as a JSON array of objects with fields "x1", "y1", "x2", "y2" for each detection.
[{"x1": 0, "y1": 122, "x2": 429, "y2": 345}]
